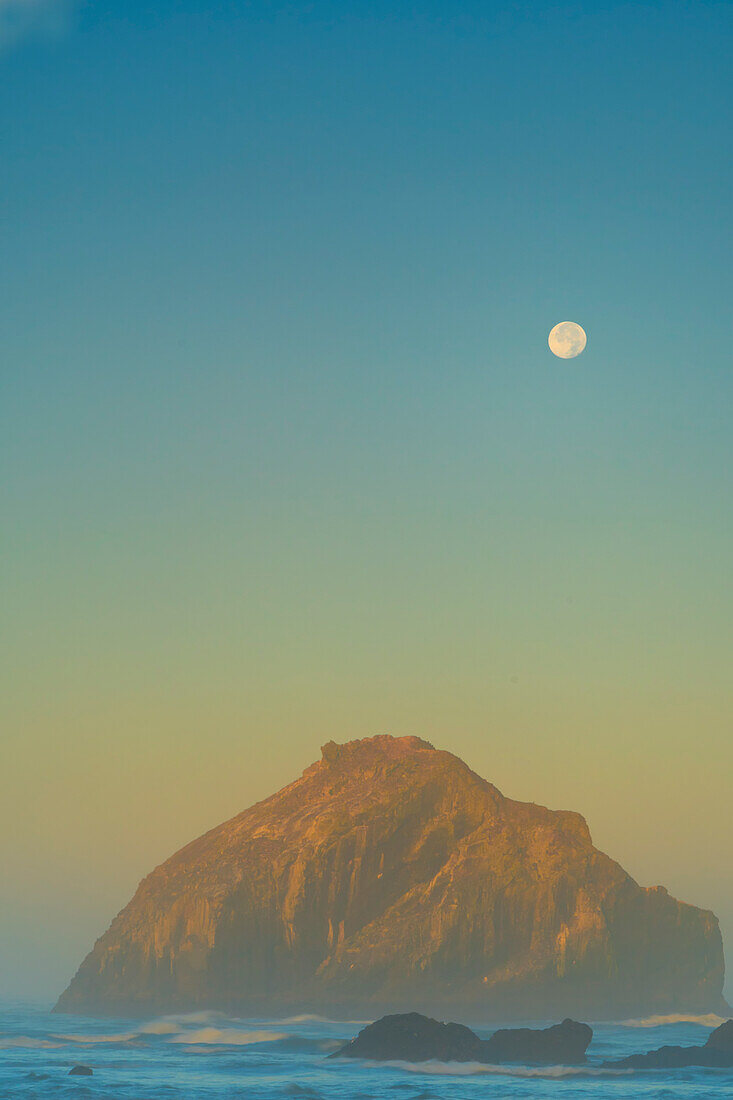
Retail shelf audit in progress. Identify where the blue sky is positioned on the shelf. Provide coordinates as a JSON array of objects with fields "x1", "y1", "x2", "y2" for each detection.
[
  {"x1": 3, "y1": 2, "x2": 731, "y2": 534},
  {"x1": 1, "y1": 0, "x2": 732, "y2": 999}
]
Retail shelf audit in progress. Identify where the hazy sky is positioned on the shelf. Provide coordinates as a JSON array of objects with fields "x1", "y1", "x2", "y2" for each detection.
[{"x1": 2, "y1": 0, "x2": 731, "y2": 1003}]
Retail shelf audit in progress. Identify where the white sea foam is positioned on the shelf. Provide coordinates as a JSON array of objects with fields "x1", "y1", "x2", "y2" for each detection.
[
  {"x1": 175, "y1": 1011, "x2": 229, "y2": 1024},
  {"x1": 0, "y1": 1037, "x2": 63, "y2": 1049},
  {"x1": 169, "y1": 1027, "x2": 289, "y2": 1045},
  {"x1": 618, "y1": 1013, "x2": 729, "y2": 1029},
  {"x1": 53, "y1": 1031, "x2": 137, "y2": 1044},
  {"x1": 139, "y1": 1019, "x2": 182, "y2": 1035},
  {"x1": 137, "y1": 1011, "x2": 235, "y2": 1036},
  {"x1": 142, "y1": 1010, "x2": 363, "y2": 1032},
  {"x1": 279, "y1": 1014, "x2": 366, "y2": 1025},
  {"x1": 375, "y1": 1060, "x2": 632, "y2": 1078},
  {"x1": 280, "y1": 1014, "x2": 333, "y2": 1024}
]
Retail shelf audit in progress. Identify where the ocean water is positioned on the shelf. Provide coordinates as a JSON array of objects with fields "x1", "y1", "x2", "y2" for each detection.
[{"x1": 1, "y1": 1002, "x2": 731, "y2": 1099}]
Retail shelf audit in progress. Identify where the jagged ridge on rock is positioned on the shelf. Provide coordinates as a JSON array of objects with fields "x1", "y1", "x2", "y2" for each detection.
[{"x1": 55, "y1": 735, "x2": 726, "y2": 1018}]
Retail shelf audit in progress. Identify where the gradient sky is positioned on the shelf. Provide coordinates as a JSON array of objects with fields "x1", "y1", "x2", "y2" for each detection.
[{"x1": 1, "y1": 0, "x2": 732, "y2": 1002}]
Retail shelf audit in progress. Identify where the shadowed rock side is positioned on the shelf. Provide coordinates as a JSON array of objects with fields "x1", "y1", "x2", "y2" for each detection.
[
  {"x1": 332, "y1": 1012, "x2": 481, "y2": 1062},
  {"x1": 481, "y1": 1017, "x2": 592, "y2": 1063},
  {"x1": 605, "y1": 1018, "x2": 733, "y2": 1069},
  {"x1": 333, "y1": 1012, "x2": 592, "y2": 1064},
  {"x1": 56, "y1": 736, "x2": 726, "y2": 1018}
]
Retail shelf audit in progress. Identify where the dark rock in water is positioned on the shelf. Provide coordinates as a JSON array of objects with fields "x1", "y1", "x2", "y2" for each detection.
[
  {"x1": 333, "y1": 1012, "x2": 481, "y2": 1062},
  {"x1": 706, "y1": 1019, "x2": 733, "y2": 1050},
  {"x1": 333, "y1": 1011, "x2": 592, "y2": 1064},
  {"x1": 54, "y1": 736, "x2": 727, "y2": 1019},
  {"x1": 481, "y1": 1017, "x2": 593, "y2": 1064},
  {"x1": 606, "y1": 1018, "x2": 733, "y2": 1069},
  {"x1": 69, "y1": 1064, "x2": 93, "y2": 1075}
]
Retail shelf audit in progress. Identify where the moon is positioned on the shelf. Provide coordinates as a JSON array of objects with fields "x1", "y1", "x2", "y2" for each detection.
[{"x1": 548, "y1": 321, "x2": 587, "y2": 359}]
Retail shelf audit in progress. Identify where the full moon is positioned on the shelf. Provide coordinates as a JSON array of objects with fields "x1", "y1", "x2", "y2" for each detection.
[{"x1": 548, "y1": 321, "x2": 587, "y2": 359}]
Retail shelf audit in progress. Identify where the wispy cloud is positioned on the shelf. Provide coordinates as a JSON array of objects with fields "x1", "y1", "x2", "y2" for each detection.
[{"x1": 0, "y1": 0, "x2": 73, "y2": 52}]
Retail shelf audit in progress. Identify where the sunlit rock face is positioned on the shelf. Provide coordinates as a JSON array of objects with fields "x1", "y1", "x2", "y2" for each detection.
[{"x1": 55, "y1": 735, "x2": 725, "y2": 1019}]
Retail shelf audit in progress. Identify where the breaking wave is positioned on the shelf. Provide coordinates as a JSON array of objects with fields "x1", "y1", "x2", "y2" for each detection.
[
  {"x1": 0, "y1": 1037, "x2": 63, "y2": 1049},
  {"x1": 280, "y1": 1015, "x2": 337, "y2": 1024},
  {"x1": 139, "y1": 1019, "x2": 181, "y2": 1035},
  {"x1": 53, "y1": 1031, "x2": 137, "y2": 1044},
  {"x1": 365, "y1": 1060, "x2": 633, "y2": 1079},
  {"x1": 618, "y1": 1013, "x2": 729, "y2": 1029},
  {"x1": 280, "y1": 1014, "x2": 369, "y2": 1026},
  {"x1": 168, "y1": 1027, "x2": 289, "y2": 1045},
  {"x1": 50, "y1": 1018, "x2": 306, "y2": 1048}
]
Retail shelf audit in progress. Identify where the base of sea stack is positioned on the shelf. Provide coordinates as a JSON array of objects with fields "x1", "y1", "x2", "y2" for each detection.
[
  {"x1": 52, "y1": 983, "x2": 732, "y2": 1023},
  {"x1": 332, "y1": 1013, "x2": 593, "y2": 1064}
]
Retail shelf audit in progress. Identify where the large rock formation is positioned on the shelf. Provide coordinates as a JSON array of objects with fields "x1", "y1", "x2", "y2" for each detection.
[
  {"x1": 334, "y1": 1012, "x2": 593, "y2": 1063},
  {"x1": 56, "y1": 735, "x2": 725, "y2": 1018}
]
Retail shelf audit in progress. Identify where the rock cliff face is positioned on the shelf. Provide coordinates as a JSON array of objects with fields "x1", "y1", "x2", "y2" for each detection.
[{"x1": 56, "y1": 736, "x2": 726, "y2": 1018}]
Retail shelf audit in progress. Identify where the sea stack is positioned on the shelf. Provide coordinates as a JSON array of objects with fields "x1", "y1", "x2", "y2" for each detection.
[{"x1": 56, "y1": 735, "x2": 725, "y2": 1018}]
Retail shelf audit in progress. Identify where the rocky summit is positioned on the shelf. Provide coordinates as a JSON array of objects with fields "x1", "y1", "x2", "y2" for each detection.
[{"x1": 55, "y1": 736, "x2": 725, "y2": 1018}]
